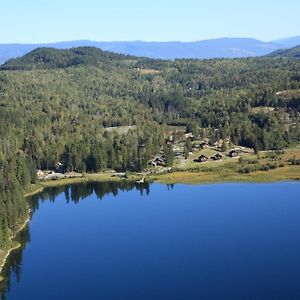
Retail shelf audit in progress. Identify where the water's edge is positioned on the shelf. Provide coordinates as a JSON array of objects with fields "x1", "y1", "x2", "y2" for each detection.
[{"x1": 0, "y1": 214, "x2": 30, "y2": 279}]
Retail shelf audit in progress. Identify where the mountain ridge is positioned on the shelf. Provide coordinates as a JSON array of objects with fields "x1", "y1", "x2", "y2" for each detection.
[{"x1": 0, "y1": 36, "x2": 299, "y2": 64}]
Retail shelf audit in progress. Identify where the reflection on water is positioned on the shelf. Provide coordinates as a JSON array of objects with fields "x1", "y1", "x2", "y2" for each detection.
[
  {"x1": 3, "y1": 182, "x2": 299, "y2": 300},
  {"x1": 0, "y1": 181, "x2": 151, "y2": 299}
]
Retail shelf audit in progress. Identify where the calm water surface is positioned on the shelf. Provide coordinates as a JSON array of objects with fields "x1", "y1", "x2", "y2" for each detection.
[{"x1": 1, "y1": 181, "x2": 300, "y2": 300}]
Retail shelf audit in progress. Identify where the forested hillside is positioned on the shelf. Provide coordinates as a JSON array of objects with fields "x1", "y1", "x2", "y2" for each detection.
[
  {"x1": 1, "y1": 46, "x2": 300, "y2": 252},
  {"x1": 268, "y1": 45, "x2": 300, "y2": 58},
  {"x1": 0, "y1": 47, "x2": 135, "y2": 70}
]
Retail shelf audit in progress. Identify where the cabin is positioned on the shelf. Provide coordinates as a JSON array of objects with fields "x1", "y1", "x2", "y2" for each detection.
[
  {"x1": 199, "y1": 142, "x2": 209, "y2": 149},
  {"x1": 194, "y1": 155, "x2": 208, "y2": 163},
  {"x1": 212, "y1": 138, "x2": 230, "y2": 149},
  {"x1": 229, "y1": 150, "x2": 239, "y2": 158},
  {"x1": 37, "y1": 169, "x2": 45, "y2": 178},
  {"x1": 174, "y1": 151, "x2": 182, "y2": 157},
  {"x1": 55, "y1": 161, "x2": 64, "y2": 172},
  {"x1": 184, "y1": 132, "x2": 194, "y2": 140},
  {"x1": 213, "y1": 140, "x2": 222, "y2": 148},
  {"x1": 148, "y1": 156, "x2": 165, "y2": 167},
  {"x1": 211, "y1": 153, "x2": 223, "y2": 161},
  {"x1": 148, "y1": 161, "x2": 157, "y2": 167}
]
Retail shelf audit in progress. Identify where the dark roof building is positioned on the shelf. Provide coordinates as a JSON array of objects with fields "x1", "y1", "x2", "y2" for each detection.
[
  {"x1": 229, "y1": 150, "x2": 239, "y2": 157},
  {"x1": 148, "y1": 156, "x2": 165, "y2": 167},
  {"x1": 200, "y1": 142, "x2": 209, "y2": 149},
  {"x1": 211, "y1": 153, "x2": 223, "y2": 160},
  {"x1": 194, "y1": 154, "x2": 209, "y2": 163}
]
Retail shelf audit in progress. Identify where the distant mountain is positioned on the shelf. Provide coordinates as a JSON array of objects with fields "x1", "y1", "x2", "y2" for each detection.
[
  {"x1": 91, "y1": 38, "x2": 280, "y2": 59},
  {"x1": 0, "y1": 38, "x2": 282, "y2": 64},
  {"x1": 268, "y1": 45, "x2": 300, "y2": 58},
  {"x1": 272, "y1": 36, "x2": 300, "y2": 48},
  {"x1": 0, "y1": 47, "x2": 131, "y2": 70}
]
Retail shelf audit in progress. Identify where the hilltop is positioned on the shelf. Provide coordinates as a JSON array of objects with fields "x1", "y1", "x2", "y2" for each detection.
[{"x1": 0, "y1": 47, "x2": 135, "y2": 70}]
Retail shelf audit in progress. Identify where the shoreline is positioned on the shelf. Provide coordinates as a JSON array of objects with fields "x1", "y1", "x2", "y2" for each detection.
[
  {"x1": 24, "y1": 186, "x2": 44, "y2": 198},
  {"x1": 1, "y1": 165, "x2": 300, "y2": 278},
  {"x1": 28, "y1": 164, "x2": 300, "y2": 188},
  {"x1": 150, "y1": 167, "x2": 300, "y2": 185},
  {"x1": 0, "y1": 214, "x2": 31, "y2": 279}
]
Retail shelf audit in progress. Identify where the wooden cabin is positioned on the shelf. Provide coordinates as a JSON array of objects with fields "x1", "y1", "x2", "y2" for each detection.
[
  {"x1": 148, "y1": 156, "x2": 165, "y2": 167},
  {"x1": 37, "y1": 169, "x2": 45, "y2": 178},
  {"x1": 229, "y1": 150, "x2": 239, "y2": 158},
  {"x1": 211, "y1": 153, "x2": 223, "y2": 161},
  {"x1": 200, "y1": 142, "x2": 209, "y2": 149},
  {"x1": 194, "y1": 154, "x2": 208, "y2": 163}
]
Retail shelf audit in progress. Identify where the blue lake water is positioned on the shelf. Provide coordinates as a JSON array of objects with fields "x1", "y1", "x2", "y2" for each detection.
[{"x1": 1, "y1": 181, "x2": 300, "y2": 300}]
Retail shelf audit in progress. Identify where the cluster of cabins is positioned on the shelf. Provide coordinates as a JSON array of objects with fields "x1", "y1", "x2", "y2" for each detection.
[
  {"x1": 194, "y1": 150, "x2": 238, "y2": 163},
  {"x1": 147, "y1": 134, "x2": 242, "y2": 168}
]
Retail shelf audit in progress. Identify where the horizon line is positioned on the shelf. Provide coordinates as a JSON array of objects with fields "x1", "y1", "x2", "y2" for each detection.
[{"x1": 0, "y1": 35, "x2": 299, "y2": 45}]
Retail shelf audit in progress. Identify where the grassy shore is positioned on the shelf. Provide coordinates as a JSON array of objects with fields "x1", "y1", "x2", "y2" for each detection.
[
  {"x1": 151, "y1": 165, "x2": 300, "y2": 184},
  {"x1": 24, "y1": 173, "x2": 141, "y2": 197},
  {"x1": 25, "y1": 163, "x2": 300, "y2": 192}
]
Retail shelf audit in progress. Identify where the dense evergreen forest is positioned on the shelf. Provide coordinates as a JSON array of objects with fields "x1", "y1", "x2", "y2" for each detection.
[{"x1": 1, "y1": 46, "x2": 300, "y2": 251}]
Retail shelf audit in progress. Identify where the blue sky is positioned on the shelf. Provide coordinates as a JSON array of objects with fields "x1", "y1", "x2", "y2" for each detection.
[{"x1": 1, "y1": 0, "x2": 299, "y2": 43}]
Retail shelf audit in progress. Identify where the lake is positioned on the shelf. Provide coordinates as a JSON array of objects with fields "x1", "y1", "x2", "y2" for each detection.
[{"x1": 1, "y1": 181, "x2": 300, "y2": 300}]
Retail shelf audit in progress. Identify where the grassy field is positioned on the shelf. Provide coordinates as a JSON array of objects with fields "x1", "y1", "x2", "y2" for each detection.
[
  {"x1": 138, "y1": 69, "x2": 161, "y2": 75},
  {"x1": 104, "y1": 125, "x2": 137, "y2": 135},
  {"x1": 250, "y1": 107, "x2": 276, "y2": 113},
  {"x1": 282, "y1": 146, "x2": 300, "y2": 160},
  {"x1": 152, "y1": 165, "x2": 300, "y2": 184},
  {"x1": 276, "y1": 89, "x2": 300, "y2": 98}
]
